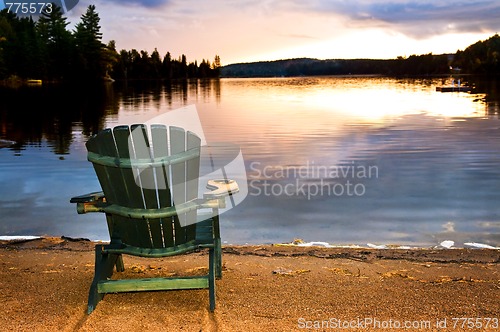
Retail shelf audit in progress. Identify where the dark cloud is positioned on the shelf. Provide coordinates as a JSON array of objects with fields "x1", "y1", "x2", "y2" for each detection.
[
  {"x1": 106, "y1": 0, "x2": 170, "y2": 8},
  {"x1": 303, "y1": 1, "x2": 500, "y2": 37},
  {"x1": 365, "y1": 1, "x2": 500, "y2": 23}
]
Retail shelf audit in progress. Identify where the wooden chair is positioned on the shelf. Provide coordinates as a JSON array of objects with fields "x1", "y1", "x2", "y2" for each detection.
[{"x1": 70, "y1": 124, "x2": 239, "y2": 314}]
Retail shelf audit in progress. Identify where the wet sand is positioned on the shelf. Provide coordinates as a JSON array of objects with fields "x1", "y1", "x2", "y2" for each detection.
[{"x1": 0, "y1": 237, "x2": 499, "y2": 331}]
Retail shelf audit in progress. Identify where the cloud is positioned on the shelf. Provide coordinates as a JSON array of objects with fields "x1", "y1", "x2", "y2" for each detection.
[
  {"x1": 104, "y1": 0, "x2": 171, "y2": 7},
  {"x1": 280, "y1": 33, "x2": 321, "y2": 40},
  {"x1": 298, "y1": 0, "x2": 500, "y2": 37},
  {"x1": 67, "y1": 0, "x2": 500, "y2": 63}
]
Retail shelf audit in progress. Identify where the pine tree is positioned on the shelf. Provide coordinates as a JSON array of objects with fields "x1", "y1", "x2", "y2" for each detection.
[
  {"x1": 150, "y1": 48, "x2": 162, "y2": 79},
  {"x1": 36, "y1": 5, "x2": 73, "y2": 80},
  {"x1": 212, "y1": 55, "x2": 221, "y2": 77},
  {"x1": 102, "y1": 40, "x2": 119, "y2": 80},
  {"x1": 73, "y1": 5, "x2": 105, "y2": 81},
  {"x1": 162, "y1": 52, "x2": 172, "y2": 79}
]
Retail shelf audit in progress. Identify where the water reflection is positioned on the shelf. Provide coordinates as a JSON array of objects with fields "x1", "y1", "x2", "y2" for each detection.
[
  {"x1": 0, "y1": 79, "x2": 223, "y2": 155},
  {"x1": 0, "y1": 83, "x2": 117, "y2": 154},
  {"x1": 472, "y1": 78, "x2": 500, "y2": 116},
  {"x1": 0, "y1": 76, "x2": 499, "y2": 247}
]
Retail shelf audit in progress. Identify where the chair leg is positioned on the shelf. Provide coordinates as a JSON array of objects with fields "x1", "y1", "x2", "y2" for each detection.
[
  {"x1": 87, "y1": 245, "x2": 120, "y2": 314},
  {"x1": 215, "y1": 238, "x2": 222, "y2": 279},
  {"x1": 115, "y1": 254, "x2": 124, "y2": 272},
  {"x1": 208, "y1": 247, "x2": 216, "y2": 312}
]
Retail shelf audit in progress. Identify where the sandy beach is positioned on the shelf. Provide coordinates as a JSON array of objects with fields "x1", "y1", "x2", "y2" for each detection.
[{"x1": 0, "y1": 237, "x2": 499, "y2": 331}]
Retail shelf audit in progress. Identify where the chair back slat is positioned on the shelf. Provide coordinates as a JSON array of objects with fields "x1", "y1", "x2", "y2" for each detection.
[
  {"x1": 151, "y1": 124, "x2": 175, "y2": 247},
  {"x1": 185, "y1": 131, "x2": 201, "y2": 241},
  {"x1": 129, "y1": 124, "x2": 163, "y2": 248},
  {"x1": 169, "y1": 127, "x2": 189, "y2": 243},
  {"x1": 87, "y1": 128, "x2": 140, "y2": 245},
  {"x1": 130, "y1": 124, "x2": 157, "y2": 209},
  {"x1": 113, "y1": 126, "x2": 151, "y2": 248},
  {"x1": 112, "y1": 126, "x2": 146, "y2": 208},
  {"x1": 86, "y1": 128, "x2": 120, "y2": 204},
  {"x1": 87, "y1": 124, "x2": 201, "y2": 249}
]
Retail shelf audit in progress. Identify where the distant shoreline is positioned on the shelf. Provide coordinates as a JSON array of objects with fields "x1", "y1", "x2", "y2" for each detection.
[{"x1": 220, "y1": 56, "x2": 453, "y2": 78}]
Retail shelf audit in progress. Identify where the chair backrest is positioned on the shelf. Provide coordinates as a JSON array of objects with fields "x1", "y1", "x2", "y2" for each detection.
[{"x1": 86, "y1": 124, "x2": 201, "y2": 248}]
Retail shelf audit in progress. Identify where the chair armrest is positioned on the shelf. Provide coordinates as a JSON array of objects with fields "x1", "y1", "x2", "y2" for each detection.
[
  {"x1": 204, "y1": 179, "x2": 239, "y2": 199},
  {"x1": 70, "y1": 191, "x2": 105, "y2": 203},
  {"x1": 70, "y1": 191, "x2": 107, "y2": 214},
  {"x1": 100, "y1": 199, "x2": 220, "y2": 219}
]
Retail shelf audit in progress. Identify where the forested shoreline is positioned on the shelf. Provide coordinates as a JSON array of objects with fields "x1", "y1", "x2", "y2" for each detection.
[
  {"x1": 0, "y1": 5, "x2": 221, "y2": 83},
  {"x1": 1, "y1": 3, "x2": 499, "y2": 82},
  {"x1": 222, "y1": 34, "x2": 500, "y2": 78}
]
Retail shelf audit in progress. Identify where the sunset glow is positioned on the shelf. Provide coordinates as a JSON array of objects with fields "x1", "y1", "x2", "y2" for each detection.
[{"x1": 49, "y1": 0, "x2": 500, "y2": 65}]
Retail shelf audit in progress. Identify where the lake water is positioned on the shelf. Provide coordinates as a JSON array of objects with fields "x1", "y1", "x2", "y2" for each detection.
[{"x1": 1, "y1": 76, "x2": 499, "y2": 247}]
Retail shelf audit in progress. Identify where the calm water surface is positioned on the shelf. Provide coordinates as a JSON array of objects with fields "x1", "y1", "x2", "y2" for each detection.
[{"x1": 1, "y1": 76, "x2": 499, "y2": 247}]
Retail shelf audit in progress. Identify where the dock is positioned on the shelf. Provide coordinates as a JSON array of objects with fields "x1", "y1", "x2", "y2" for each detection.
[{"x1": 436, "y1": 86, "x2": 471, "y2": 92}]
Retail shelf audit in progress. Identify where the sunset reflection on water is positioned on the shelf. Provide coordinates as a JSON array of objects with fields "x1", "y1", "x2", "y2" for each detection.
[{"x1": 0, "y1": 76, "x2": 499, "y2": 247}]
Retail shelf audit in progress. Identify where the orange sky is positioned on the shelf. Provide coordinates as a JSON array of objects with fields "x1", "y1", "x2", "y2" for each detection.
[{"x1": 64, "y1": 0, "x2": 500, "y2": 65}]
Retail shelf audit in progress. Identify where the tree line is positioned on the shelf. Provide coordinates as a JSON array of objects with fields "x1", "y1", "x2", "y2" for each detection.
[
  {"x1": 452, "y1": 34, "x2": 500, "y2": 74},
  {"x1": 0, "y1": 5, "x2": 221, "y2": 82},
  {"x1": 221, "y1": 55, "x2": 450, "y2": 78},
  {"x1": 222, "y1": 34, "x2": 500, "y2": 78},
  {"x1": 2, "y1": 2, "x2": 498, "y2": 81}
]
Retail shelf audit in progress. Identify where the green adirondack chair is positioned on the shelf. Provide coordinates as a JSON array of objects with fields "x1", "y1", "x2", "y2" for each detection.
[{"x1": 70, "y1": 124, "x2": 239, "y2": 314}]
